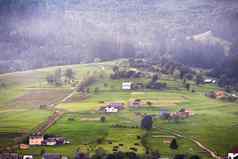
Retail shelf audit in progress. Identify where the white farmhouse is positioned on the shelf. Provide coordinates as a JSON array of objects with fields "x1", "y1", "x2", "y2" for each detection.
[
  {"x1": 23, "y1": 155, "x2": 33, "y2": 159},
  {"x1": 105, "y1": 106, "x2": 118, "y2": 113},
  {"x1": 122, "y1": 82, "x2": 132, "y2": 90},
  {"x1": 204, "y1": 79, "x2": 216, "y2": 84}
]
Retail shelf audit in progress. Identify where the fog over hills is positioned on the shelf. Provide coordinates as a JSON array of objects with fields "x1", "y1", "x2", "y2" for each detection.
[{"x1": 0, "y1": 0, "x2": 238, "y2": 72}]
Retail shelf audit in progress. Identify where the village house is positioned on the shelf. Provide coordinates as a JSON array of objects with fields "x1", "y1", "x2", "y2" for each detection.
[
  {"x1": 23, "y1": 155, "x2": 33, "y2": 159},
  {"x1": 0, "y1": 153, "x2": 20, "y2": 159},
  {"x1": 43, "y1": 137, "x2": 70, "y2": 146},
  {"x1": 179, "y1": 108, "x2": 193, "y2": 116},
  {"x1": 205, "y1": 90, "x2": 226, "y2": 99},
  {"x1": 131, "y1": 83, "x2": 145, "y2": 90},
  {"x1": 75, "y1": 153, "x2": 90, "y2": 159},
  {"x1": 29, "y1": 135, "x2": 69, "y2": 147},
  {"x1": 42, "y1": 153, "x2": 63, "y2": 159},
  {"x1": 122, "y1": 82, "x2": 132, "y2": 90},
  {"x1": 159, "y1": 109, "x2": 170, "y2": 118},
  {"x1": 19, "y1": 144, "x2": 30, "y2": 150},
  {"x1": 107, "y1": 103, "x2": 124, "y2": 110},
  {"x1": 29, "y1": 135, "x2": 44, "y2": 146},
  {"x1": 170, "y1": 108, "x2": 193, "y2": 119},
  {"x1": 101, "y1": 103, "x2": 124, "y2": 113},
  {"x1": 105, "y1": 106, "x2": 119, "y2": 113},
  {"x1": 45, "y1": 138, "x2": 57, "y2": 146},
  {"x1": 163, "y1": 108, "x2": 194, "y2": 121},
  {"x1": 214, "y1": 91, "x2": 225, "y2": 98},
  {"x1": 204, "y1": 78, "x2": 216, "y2": 84}
]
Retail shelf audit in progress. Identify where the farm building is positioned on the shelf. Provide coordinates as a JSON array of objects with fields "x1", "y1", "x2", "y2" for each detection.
[
  {"x1": 105, "y1": 106, "x2": 119, "y2": 113},
  {"x1": 122, "y1": 82, "x2": 132, "y2": 90},
  {"x1": 45, "y1": 138, "x2": 57, "y2": 146},
  {"x1": 160, "y1": 109, "x2": 170, "y2": 118},
  {"x1": 132, "y1": 83, "x2": 145, "y2": 90},
  {"x1": 205, "y1": 90, "x2": 226, "y2": 99},
  {"x1": 19, "y1": 144, "x2": 30, "y2": 150},
  {"x1": 170, "y1": 108, "x2": 193, "y2": 119},
  {"x1": 29, "y1": 135, "x2": 44, "y2": 146},
  {"x1": 204, "y1": 79, "x2": 216, "y2": 84},
  {"x1": 214, "y1": 91, "x2": 225, "y2": 98},
  {"x1": 23, "y1": 155, "x2": 33, "y2": 159},
  {"x1": 179, "y1": 108, "x2": 193, "y2": 116},
  {"x1": 42, "y1": 137, "x2": 70, "y2": 146},
  {"x1": 42, "y1": 153, "x2": 63, "y2": 159},
  {"x1": 107, "y1": 103, "x2": 125, "y2": 110},
  {"x1": 75, "y1": 153, "x2": 89, "y2": 159},
  {"x1": 0, "y1": 153, "x2": 20, "y2": 159},
  {"x1": 101, "y1": 103, "x2": 125, "y2": 113}
]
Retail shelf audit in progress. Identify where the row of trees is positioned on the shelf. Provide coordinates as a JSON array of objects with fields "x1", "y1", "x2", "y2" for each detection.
[
  {"x1": 46, "y1": 68, "x2": 75, "y2": 86},
  {"x1": 111, "y1": 65, "x2": 144, "y2": 79}
]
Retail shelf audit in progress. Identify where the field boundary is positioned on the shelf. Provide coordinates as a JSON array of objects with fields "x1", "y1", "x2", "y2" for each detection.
[{"x1": 159, "y1": 127, "x2": 222, "y2": 159}]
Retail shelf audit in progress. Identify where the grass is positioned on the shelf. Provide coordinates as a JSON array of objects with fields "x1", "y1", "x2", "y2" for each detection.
[
  {"x1": 0, "y1": 61, "x2": 237, "y2": 159},
  {"x1": 0, "y1": 109, "x2": 51, "y2": 147},
  {"x1": 147, "y1": 132, "x2": 209, "y2": 158},
  {"x1": 0, "y1": 62, "x2": 113, "y2": 148},
  {"x1": 56, "y1": 102, "x2": 103, "y2": 112}
]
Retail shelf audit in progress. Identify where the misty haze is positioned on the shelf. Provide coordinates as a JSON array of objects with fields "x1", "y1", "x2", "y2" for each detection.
[{"x1": 0, "y1": 0, "x2": 238, "y2": 159}]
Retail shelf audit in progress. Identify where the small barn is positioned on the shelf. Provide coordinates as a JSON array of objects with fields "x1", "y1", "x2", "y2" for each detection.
[
  {"x1": 107, "y1": 103, "x2": 125, "y2": 110},
  {"x1": 42, "y1": 153, "x2": 63, "y2": 159},
  {"x1": 23, "y1": 155, "x2": 33, "y2": 159},
  {"x1": 160, "y1": 109, "x2": 170, "y2": 118},
  {"x1": 204, "y1": 79, "x2": 216, "y2": 84},
  {"x1": 105, "y1": 106, "x2": 119, "y2": 113},
  {"x1": 122, "y1": 82, "x2": 132, "y2": 90},
  {"x1": 179, "y1": 108, "x2": 193, "y2": 116},
  {"x1": 214, "y1": 91, "x2": 225, "y2": 98},
  {"x1": 102, "y1": 103, "x2": 125, "y2": 113},
  {"x1": 29, "y1": 135, "x2": 44, "y2": 146}
]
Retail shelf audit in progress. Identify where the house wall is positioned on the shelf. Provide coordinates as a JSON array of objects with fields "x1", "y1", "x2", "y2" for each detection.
[{"x1": 29, "y1": 137, "x2": 44, "y2": 145}]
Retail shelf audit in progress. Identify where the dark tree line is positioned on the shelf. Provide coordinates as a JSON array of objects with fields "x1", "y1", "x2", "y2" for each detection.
[{"x1": 46, "y1": 68, "x2": 75, "y2": 86}]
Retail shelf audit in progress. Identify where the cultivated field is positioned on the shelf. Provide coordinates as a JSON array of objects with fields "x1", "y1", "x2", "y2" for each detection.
[{"x1": 0, "y1": 61, "x2": 237, "y2": 159}]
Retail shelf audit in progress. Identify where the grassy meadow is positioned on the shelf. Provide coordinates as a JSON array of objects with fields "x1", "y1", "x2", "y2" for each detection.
[{"x1": 0, "y1": 60, "x2": 237, "y2": 159}]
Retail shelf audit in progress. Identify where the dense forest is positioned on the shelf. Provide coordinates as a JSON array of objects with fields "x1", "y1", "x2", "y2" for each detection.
[{"x1": 0, "y1": 0, "x2": 238, "y2": 82}]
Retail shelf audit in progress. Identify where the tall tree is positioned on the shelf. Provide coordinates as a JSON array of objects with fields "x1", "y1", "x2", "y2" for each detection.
[
  {"x1": 65, "y1": 68, "x2": 75, "y2": 83},
  {"x1": 54, "y1": 68, "x2": 63, "y2": 86},
  {"x1": 170, "y1": 138, "x2": 178, "y2": 158},
  {"x1": 141, "y1": 115, "x2": 153, "y2": 130}
]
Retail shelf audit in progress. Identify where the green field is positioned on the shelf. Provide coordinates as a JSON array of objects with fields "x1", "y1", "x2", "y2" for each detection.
[
  {"x1": 0, "y1": 61, "x2": 238, "y2": 158},
  {"x1": 0, "y1": 109, "x2": 51, "y2": 147}
]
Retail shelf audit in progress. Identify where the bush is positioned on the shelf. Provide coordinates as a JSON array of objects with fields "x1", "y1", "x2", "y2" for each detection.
[
  {"x1": 141, "y1": 115, "x2": 153, "y2": 130},
  {"x1": 100, "y1": 116, "x2": 106, "y2": 123},
  {"x1": 96, "y1": 138, "x2": 104, "y2": 144},
  {"x1": 68, "y1": 117, "x2": 75, "y2": 121}
]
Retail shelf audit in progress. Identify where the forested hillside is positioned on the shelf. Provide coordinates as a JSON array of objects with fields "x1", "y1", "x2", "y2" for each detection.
[{"x1": 0, "y1": 0, "x2": 238, "y2": 81}]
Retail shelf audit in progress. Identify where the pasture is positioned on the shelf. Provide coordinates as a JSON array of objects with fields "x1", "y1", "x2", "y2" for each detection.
[
  {"x1": 0, "y1": 61, "x2": 237, "y2": 159},
  {"x1": 0, "y1": 109, "x2": 51, "y2": 147}
]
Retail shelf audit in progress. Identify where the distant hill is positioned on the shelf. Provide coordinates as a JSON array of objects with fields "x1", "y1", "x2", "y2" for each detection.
[{"x1": 0, "y1": 0, "x2": 238, "y2": 74}]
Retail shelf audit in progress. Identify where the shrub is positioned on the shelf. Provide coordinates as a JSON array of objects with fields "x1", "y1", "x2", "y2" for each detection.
[
  {"x1": 96, "y1": 138, "x2": 104, "y2": 144},
  {"x1": 141, "y1": 115, "x2": 153, "y2": 130},
  {"x1": 100, "y1": 116, "x2": 106, "y2": 123}
]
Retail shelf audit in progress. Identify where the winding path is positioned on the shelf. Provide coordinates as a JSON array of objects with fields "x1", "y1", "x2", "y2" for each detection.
[{"x1": 160, "y1": 127, "x2": 222, "y2": 159}]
